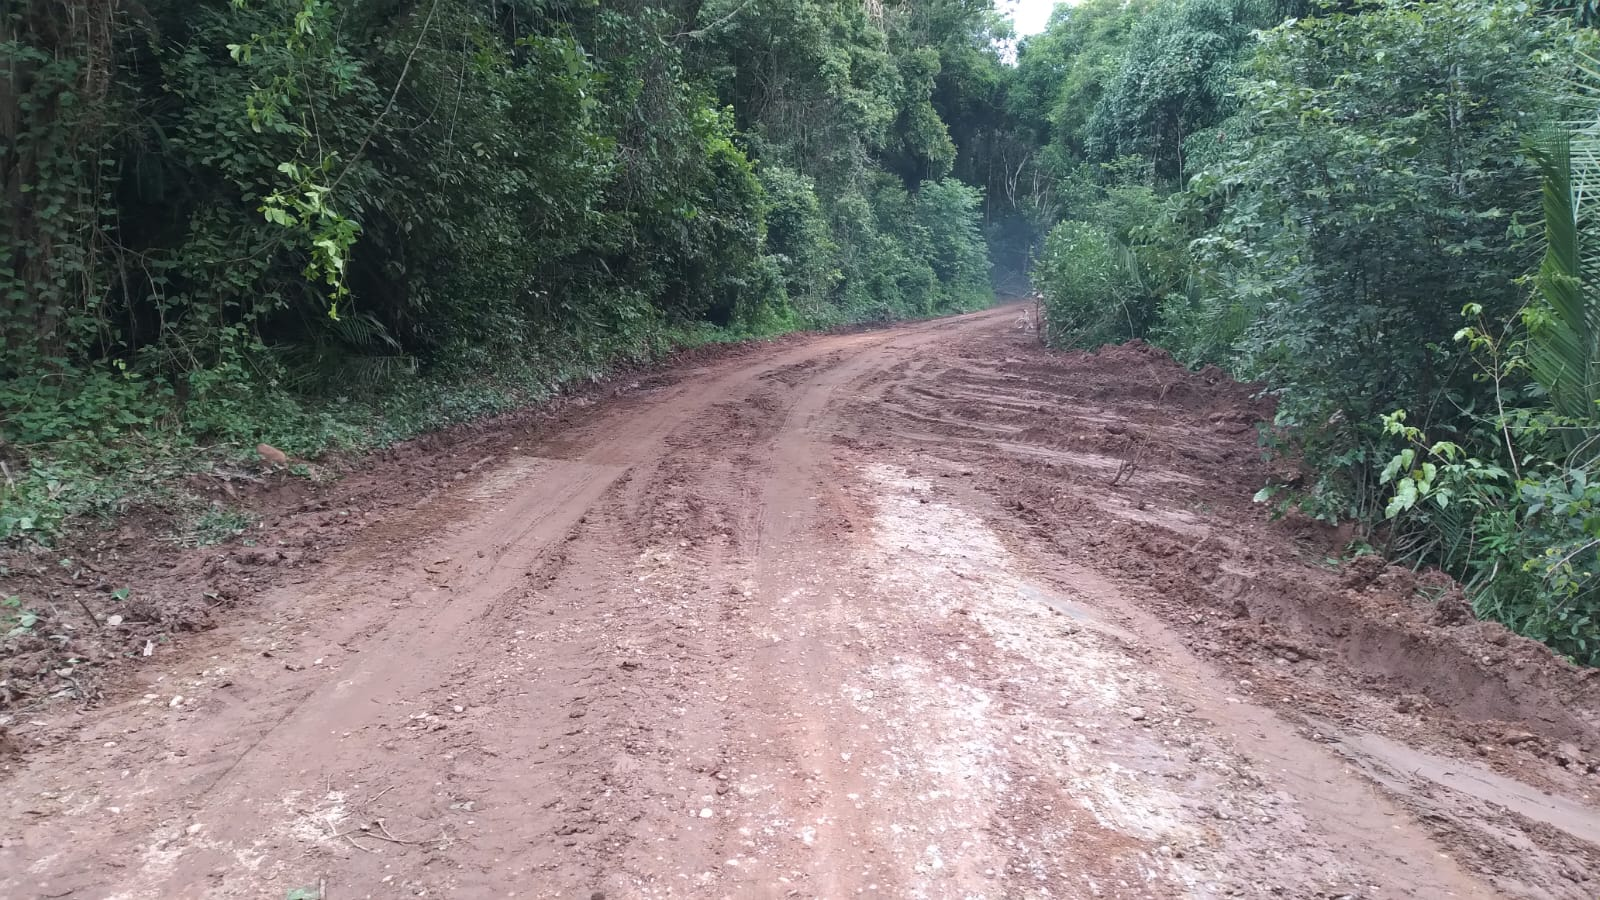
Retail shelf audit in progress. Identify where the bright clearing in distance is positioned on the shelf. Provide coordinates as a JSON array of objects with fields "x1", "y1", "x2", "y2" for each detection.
[{"x1": 1008, "y1": 0, "x2": 1065, "y2": 36}]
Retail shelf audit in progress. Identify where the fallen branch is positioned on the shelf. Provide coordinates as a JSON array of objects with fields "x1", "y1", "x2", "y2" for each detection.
[
  {"x1": 1109, "y1": 438, "x2": 1146, "y2": 487},
  {"x1": 70, "y1": 595, "x2": 101, "y2": 629},
  {"x1": 327, "y1": 818, "x2": 448, "y2": 848}
]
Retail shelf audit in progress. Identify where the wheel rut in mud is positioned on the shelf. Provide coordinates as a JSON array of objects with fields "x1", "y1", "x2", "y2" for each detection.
[{"x1": 2, "y1": 304, "x2": 1599, "y2": 899}]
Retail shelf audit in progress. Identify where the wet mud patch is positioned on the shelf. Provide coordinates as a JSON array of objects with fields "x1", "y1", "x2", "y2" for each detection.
[
  {"x1": 841, "y1": 316, "x2": 1600, "y2": 897},
  {"x1": 849, "y1": 462, "x2": 1482, "y2": 897}
]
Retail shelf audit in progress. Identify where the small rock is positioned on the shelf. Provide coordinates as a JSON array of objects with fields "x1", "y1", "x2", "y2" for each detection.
[
  {"x1": 699, "y1": 807, "x2": 714, "y2": 818},
  {"x1": 1128, "y1": 707, "x2": 1147, "y2": 722},
  {"x1": 168, "y1": 696, "x2": 184, "y2": 708}
]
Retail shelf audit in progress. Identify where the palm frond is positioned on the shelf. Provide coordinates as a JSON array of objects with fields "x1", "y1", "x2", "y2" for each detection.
[
  {"x1": 1561, "y1": 51, "x2": 1600, "y2": 217},
  {"x1": 271, "y1": 312, "x2": 416, "y2": 390},
  {"x1": 1528, "y1": 133, "x2": 1600, "y2": 443}
]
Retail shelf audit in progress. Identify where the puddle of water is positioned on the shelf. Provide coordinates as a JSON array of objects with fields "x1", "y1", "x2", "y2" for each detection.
[{"x1": 1330, "y1": 727, "x2": 1600, "y2": 846}]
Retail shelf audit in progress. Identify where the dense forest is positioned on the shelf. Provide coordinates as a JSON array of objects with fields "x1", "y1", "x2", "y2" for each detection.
[{"x1": 6, "y1": 0, "x2": 1600, "y2": 663}]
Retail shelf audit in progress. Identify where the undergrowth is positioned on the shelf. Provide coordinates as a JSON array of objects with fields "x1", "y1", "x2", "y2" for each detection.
[{"x1": 0, "y1": 309, "x2": 832, "y2": 549}]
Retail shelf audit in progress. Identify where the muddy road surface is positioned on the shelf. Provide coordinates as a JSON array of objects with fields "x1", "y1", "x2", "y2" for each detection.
[{"x1": 4, "y1": 304, "x2": 1600, "y2": 899}]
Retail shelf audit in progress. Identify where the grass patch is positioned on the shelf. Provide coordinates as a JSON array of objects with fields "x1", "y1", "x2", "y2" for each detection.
[{"x1": 183, "y1": 506, "x2": 257, "y2": 548}]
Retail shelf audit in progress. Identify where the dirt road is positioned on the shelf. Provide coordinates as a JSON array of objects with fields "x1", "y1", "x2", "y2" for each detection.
[{"x1": 4, "y1": 304, "x2": 1600, "y2": 899}]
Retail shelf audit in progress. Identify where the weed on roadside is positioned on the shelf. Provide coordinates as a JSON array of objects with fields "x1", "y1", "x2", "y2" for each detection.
[
  {"x1": 3, "y1": 595, "x2": 39, "y2": 639},
  {"x1": 183, "y1": 506, "x2": 256, "y2": 547}
]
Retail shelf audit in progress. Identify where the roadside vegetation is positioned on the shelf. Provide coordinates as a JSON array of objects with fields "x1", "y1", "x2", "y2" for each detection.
[{"x1": 1011, "y1": 0, "x2": 1600, "y2": 663}]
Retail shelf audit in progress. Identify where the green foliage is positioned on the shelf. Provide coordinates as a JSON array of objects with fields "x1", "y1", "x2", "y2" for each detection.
[
  {"x1": 827, "y1": 173, "x2": 993, "y2": 322},
  {"x1": 1378, "y1": 410, "x2": 1600, "y2": 665},
  {"x1": 1509, "y1": 472, "x2": 1600, "y2": 660},
  {"x1": 915, "y1": 179, "x2": 994, "y2": 309},
  {"x1": 1192, "y1": 1, "x2": 1600, "y2": 661},
  {"x1": 1084, "y1": 0, "x2": 1270, "y2": 184},
  {"x1": 3, "y1": 595, "x2": 40, "y2": 640},
  {"x1": 1036, "y1": 221, "x2": 1127, "y2": 344},
  {"x1": 1037, "y1": 184, "x2": 1189, "y2": 346},
  {"x1": 1525, "y1": 134, "x2": 1600, "y2": 441},
  {"x1": 1379, "y1": 411, "x2": 1512, "y2": 520},
  {"x1": 1183, "y1": 0, "x2": 1561, "y2": 452},
  {"x1": 1011, "y1": 0, "x2": 1155, "y2": 164},
  {"x1": 186, "y1": 506, "x2": 255, "y2": 548},
  {"x1": 1012, "y1": 0, "x2": 1255, "y2": 347},
  {"x1": 760, "y1": 165, "x2": 838, "y2": 319}
]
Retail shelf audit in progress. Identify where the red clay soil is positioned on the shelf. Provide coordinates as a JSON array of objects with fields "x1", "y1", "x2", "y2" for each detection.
[
  {"x1": 0, "y1": 332, "x2": 816, "y2": 712},
  {"x1": 1, "y1": 303, "x2": 1598, "y2": 899}
]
